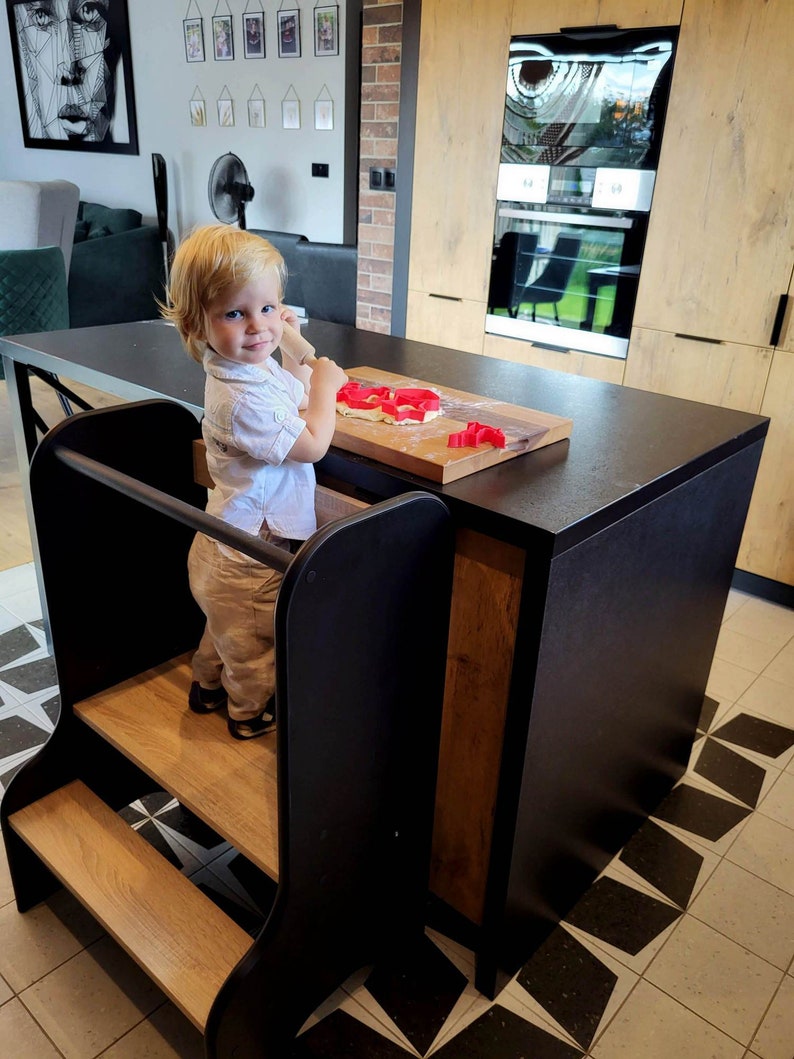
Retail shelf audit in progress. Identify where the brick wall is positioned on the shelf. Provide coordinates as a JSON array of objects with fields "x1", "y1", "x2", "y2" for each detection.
[{"x1": 357, "y1": 1, "x2": 403, "y2": 333}]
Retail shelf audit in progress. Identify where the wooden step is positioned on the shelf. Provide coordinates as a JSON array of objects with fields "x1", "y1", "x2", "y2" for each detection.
[
  {"x1": 74, "y1": 654, "x2": 280, "y2": 879},
  {"x1": 8, "y1": 780, "x2": 253, "y2": 1031}
]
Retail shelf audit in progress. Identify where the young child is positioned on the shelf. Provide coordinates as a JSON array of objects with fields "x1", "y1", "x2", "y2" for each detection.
[{"x1": 162, "y1": 224, "x2": 348, "y2": 739}]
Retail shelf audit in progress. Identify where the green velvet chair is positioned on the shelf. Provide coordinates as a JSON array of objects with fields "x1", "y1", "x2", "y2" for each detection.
[
  {"x1": 0, "y1": 245, "x2": 69, "y2": 378},
  {"x1": 0, "y1": 246, "x2": 77, "y2": 419}
]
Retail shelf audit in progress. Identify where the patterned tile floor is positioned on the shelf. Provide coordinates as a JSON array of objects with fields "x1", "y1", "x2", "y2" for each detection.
[{"x1": 1, "y1": 562, "x2": 793, "y2": 1058}]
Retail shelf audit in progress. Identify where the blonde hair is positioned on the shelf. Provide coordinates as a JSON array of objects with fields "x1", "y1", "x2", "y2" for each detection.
[{"x1": 160, "y1": 224, "x2": 287, "y2": 363}]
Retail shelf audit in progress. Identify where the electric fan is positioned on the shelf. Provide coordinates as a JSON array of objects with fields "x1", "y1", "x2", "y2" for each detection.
[{"x1": 208, "y1": 152, "x2": 255, "y2": 229}]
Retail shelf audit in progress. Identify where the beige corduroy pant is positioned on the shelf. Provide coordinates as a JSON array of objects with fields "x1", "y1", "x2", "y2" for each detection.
[{"x1": 187, "y1": 531, "x2": 283, "y2": 720}]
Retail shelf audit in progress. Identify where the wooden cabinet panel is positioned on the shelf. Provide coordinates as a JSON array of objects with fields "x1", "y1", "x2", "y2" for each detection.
[
  {"x1": 511, "y1": 0, "x2": 683, "y2": 35},
  {"x1": 408, "y1": 0, "x2": 685, "y2": 375},
  {"x1": 408, "y1": 0, "x2": 512, "y2": 302},
  {"x1": 431, "y1": 530, "x2": 524, "y2": 926},
  {"x1": 625, "y1": 327, "x2": 772, "y2": 413},
  {"x1": 483, "y1": 333, "x2": 625, "y2": 384},
  {"x1": 737, "y1": 350, "x2": 794, "y2": 585},
  {"x1": 406, "y1": 291, "x2": 486, "y2": 355},
  {"x1": 634, "y1": 0, "x2": 794, "y2": 346}
]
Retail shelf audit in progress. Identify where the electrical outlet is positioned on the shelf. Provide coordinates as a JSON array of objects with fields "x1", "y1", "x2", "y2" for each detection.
[
  {"x1": 384, "y1": 168, "x2": 396, "y2": 189},
  {"x1": 312, "y1": 163, "x2": 329, "y2": 178}
]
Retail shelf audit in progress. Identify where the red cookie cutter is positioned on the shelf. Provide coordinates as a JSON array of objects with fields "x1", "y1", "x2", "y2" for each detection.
[
  {"x1": 337, "y1": 382, "x2": 441, "y2": 422},
  {"x1": 447, "y1": 421, "x2": 506, "y2": 448}
]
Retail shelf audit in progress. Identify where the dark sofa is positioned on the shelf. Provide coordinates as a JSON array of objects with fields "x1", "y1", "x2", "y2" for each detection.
[
  {"x1": 68, "y1": 201, "x2": 171, "y2": 329},
  {"x1": 66, "y1": 212, "x2": 355, "y2": 332},
  {"x1": 251, "y1": 228, "x2": 357, "y2": 326}
]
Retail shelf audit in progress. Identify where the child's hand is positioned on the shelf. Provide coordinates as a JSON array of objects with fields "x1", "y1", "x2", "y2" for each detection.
[
  {"x1": 280, "y1": 305, "x2": 299, "y2": 332},
  {"x1": 310, "y1": 357, "x2": 348, "y2": 393}
]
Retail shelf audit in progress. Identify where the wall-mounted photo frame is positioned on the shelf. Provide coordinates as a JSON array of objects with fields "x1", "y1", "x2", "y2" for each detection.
[
  {"x1": 248, "y1": 98, "x2": 266, "y2": 128},
  {"x1": 212, "y1": 15, "x2": 234, "y2": 60},
  {"x1": 184, "y1": 17, "x2": 206, "y2": 62},
  {"x1": 218, "y1": 98, "x2": 235, "y2": 127},
  {"x1": 282, "y1": 99, "x2": 300, "y2": 129},
  {"x1": 314, "y1": 99, "x2": 333, "y2": 130},
  {"x1": 189, "y1": 99, "x2": 207, "y2": 126},
  {"x1": 7, "y1": 0, "x2": 139, "y2": 154},
  {"x1": 277, "y1": 9, "x2": 301, "y2": 58},
  {"x1": 314, "y1": 5, "x2": 338, "y2": 56},
  {"x1": 243, "y1": 12, "x2": 265, "y2": 58}
]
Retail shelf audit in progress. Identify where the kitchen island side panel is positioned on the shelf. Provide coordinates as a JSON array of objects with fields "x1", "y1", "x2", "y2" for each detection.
[{"x1": 478, "y1": 438, "x2": 765, "y2": 995}]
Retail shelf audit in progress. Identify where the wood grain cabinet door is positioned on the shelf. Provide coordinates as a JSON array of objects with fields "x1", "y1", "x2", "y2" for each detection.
[
  {"x1": 408, "y1": 0, "x2": 512, "y2": 309},
  {"x1": 633, "y1": 0, "x2": 794, "y2": 346}
]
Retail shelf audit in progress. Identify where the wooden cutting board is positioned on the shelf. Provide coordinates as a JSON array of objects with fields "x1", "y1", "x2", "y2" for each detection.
[{"x1": 332, "y1": 367, "x2": 572, "y2": 483}]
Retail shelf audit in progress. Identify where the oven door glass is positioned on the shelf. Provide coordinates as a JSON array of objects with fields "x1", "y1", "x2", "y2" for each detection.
[{"x1": 485, "y1": 201, "x2": 647, "y2": 359}]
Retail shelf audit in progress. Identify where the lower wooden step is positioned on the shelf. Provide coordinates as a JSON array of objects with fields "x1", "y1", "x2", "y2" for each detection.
[
  {"x1": 75, "y1": 653, "x2": 280, "y2": 879},
  {"x1": 8, "y1": 779, "x2": 253, "y2": 1032}
]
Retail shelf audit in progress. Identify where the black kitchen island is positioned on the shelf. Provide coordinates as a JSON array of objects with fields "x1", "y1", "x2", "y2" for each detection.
[{"x1": 1, "y1": 318, "x2": 769, "y2": 996}]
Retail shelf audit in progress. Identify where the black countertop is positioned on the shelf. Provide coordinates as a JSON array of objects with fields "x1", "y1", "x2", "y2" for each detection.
[{"x1": 1, "y1": 319, "x2": 769, "y2": 554}]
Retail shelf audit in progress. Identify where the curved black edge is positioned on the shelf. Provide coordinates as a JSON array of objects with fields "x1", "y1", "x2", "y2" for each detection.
[{"x1": 206, "y1": 492, "x2": 455, "y2": 1056}]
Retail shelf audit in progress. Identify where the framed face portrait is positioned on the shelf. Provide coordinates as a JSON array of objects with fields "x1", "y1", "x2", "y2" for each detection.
[
  {"x1": 7, "y1": 0, "x2": 139, "y2": 154},
  {"x1": 243, "y1": 13, "x2": 264, "y2": 59},
  {"x1": 314, "y1": 5, "x2": 338, "y2": 57},
  {"x1": 277, "y1": 9, "x2": 300, "y2": 58},
  {"x1": 212, "y1": 15, "x2": 234, "y2": 61},
  {"x1": 183, "y1": 17, "x2": 205, "y2": 62}
]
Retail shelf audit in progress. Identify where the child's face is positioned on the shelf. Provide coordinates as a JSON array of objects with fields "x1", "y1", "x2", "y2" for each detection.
[{"x1": 203, "y1": 272, "x2": 283, "y2": 366}]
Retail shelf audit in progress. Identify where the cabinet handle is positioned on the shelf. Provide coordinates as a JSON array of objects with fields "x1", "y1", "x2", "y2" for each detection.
[
  {"x1": 531, "y1": 341, "x2": 571, "y2": 353},
  {"x1": 428, "y1": 293, "x2": 462, "y2": 302},
  {"x1": 559, "y1": 24, "x2": 618, "y2": 36},
  {"x1": 674, "y1": 333, "x2": 724, "y2": 344},
  {"x1": 769, "y1": 294, "x2": 790, "y2": 347}
]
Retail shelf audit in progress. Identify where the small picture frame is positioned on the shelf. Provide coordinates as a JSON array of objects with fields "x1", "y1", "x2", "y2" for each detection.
[
  {"x1": 217, "y1": 98, "x2": 235, "y2": 127},
  {"x1": 314, "y1": 99, "x2": 333, "y2": 130},
  {"x1": 212, "y1": 15, "x2": 234, "y2": 60},
  {"x1": 314, "y1": 5, "x2": 338, "y2": 57},
  {"x1": 278, "y1": 9, "x2": 301, "y2": 58},
  {"x1": 282, "y1": 99, "x2": 300, "y2": 129},
  {"x1": 243, "y1": 13, "x2": 265, "y2": 59},
  {"x1": 184, "y1": 17, "x2": 205, "y2": 62},
  {"x1": 248, "y1": 98, "x2": 266, "y2": 128},
  {"x1": 190, "y1": 99, "x2": 207, "y2": 126}
]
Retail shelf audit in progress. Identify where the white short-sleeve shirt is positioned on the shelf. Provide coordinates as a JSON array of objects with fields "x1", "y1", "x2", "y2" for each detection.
[{"x1": 201, "y1": 350, "x2": 316, "y2": 540}]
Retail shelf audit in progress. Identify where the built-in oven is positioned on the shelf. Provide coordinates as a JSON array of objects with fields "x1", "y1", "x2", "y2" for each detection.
[{"x1": 485, "y1": 25, "x2": 678, "y2": 359}]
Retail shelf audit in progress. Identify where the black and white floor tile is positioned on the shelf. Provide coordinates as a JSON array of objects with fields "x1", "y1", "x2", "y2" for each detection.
[{"x1": 1, "y1": 562, "x2": 794, "y2": 1058}]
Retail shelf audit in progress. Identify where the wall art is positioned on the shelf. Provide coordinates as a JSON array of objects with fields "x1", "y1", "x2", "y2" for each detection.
[
  {"x1": 217, "y1": 86, "x2": 234, "y2": 126},
  {"x1": 7, "y1": 0, "x2": 139, "y2": 153},
  {"x1": 277, "y1": 8, "x2": 301, "y2": 58},
  {"x1": 243, "y1": 11, "x2": 265, "y2": 58},
  {"x1": 281, "y1": 87, "x2": 300, "y2": 128},
  {"x1": 248, "y1": 85, "x2": 266, "y2": 127},
  {"x1": 314, "y1": 5, "x2": 338, "y2": 56},
  {"x1": 314, "y1": 86, "x2": 333, "y2": 130},
  {"x1": 248, "y1": 98, "x2": 266, "y2": 127},
  {"x1": 184, "y1": 17, "x2": 206, "y2": 61},
  {"x1": 212, "y1": 14, "x2": 234, "y2": 60},
  {"x1": 189, "y1": 90, "x2": 207, "y2": 126}
]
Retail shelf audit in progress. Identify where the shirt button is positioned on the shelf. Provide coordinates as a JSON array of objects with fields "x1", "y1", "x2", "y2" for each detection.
[{"x1": 275, "y1": 409, "x2": 287, "y2": 423}]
